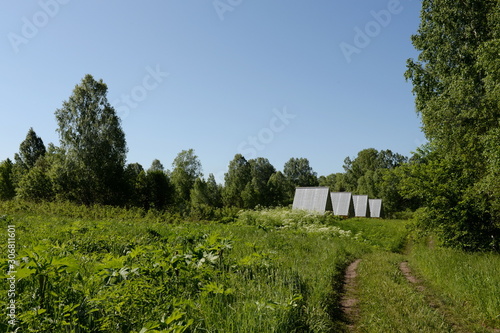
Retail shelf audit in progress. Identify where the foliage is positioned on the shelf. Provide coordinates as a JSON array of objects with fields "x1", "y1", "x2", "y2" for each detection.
[
  {"x1": 267, "y1": 171, "x2": 293, "y2": 206},
  {"x1": 283, "y1": 157, "x2": 318, "y2": 188},
  {"x1": 1, "y1": 203, "x2": 498, "y2": 331},
  {"x1": 409, "y1": 241, "x2": 500, "y2": 330},
  {"x1": 53, "y1": 74, "x2": 127, "y2": 206},
  {"x1": 16, "y1": 156, "x2": 55, "y2": 202},
  {"x1": 189, "y1": 175, "x2": 223, "y2": 220},
  {"x1": 322, "y1": 148, "x2": 411, "y2": 217},
  {"x1": 320, "y1": 172, "x2": 349, "y2": 192},
  {"x1": 242, "y1": 157, "x2": 276, "y2": 208},
  {"x1": 170, "y1": 149, "x2": 202, "y2": 208},
  {"x1": 0, "y1": 159, "x2": 15, "y2": 200},
  {"x1": 405, "y1": 0, "x2": 500, "y2": 250},
  {"x1": 343, "y1": 148, "x2": 407, "y2": 192},
  {"x1": 0, "y1": 204, "x2": 372, "y2": 332},
  {"x1": 14, "y1": 127, "x2": 46, "y2": 172},
  {"x1": 356, "y1": 252, "x2": 455, "y2": 333},
  {"x1": 223, "y1": 154, "x2": 251, "y2": 208}
]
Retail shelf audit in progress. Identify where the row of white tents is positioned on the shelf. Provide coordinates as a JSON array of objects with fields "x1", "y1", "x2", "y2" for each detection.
[{"x1": 292, "y1": 187, "x2": 382, "y2": 218}]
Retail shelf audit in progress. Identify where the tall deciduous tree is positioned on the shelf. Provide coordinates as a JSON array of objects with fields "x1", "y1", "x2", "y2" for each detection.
[
  {"x1": 318, "y1": 173, "x2": 348, "y2": 192},
  {"x1": 405, "y1": 0, "x2": 500, "y2": 249},
  {"x1": 54, "y1": 74, "x2": 127, "y2": 205},
  {"x1": 283, "y1": 158, "x2": 318, "y2": 187},
  {"x1": 343, "y1": 149, "x2": 407, "y2": 192},
  {"x1": 206, "y1": 173, "x2": 223, "y2": 208},
  {"x1": 243, "y1": 158, "x2": 276, "y2": 208},
  {"x1": 267, "y1": 171, "x2": 291, "y2": 206},
  {"x1": 223, "y1": 154, "x2": 251, "y2": 208},
  {"x1": 171, "y1": 149, "x2": 202, "y2": 206}
]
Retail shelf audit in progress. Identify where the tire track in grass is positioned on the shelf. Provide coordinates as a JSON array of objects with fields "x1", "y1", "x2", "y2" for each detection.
[
  {"x1": 341, "y1": 259, "x2": 362, "y2": 330},
  {"x1": 399, "y1": 261, "x2": 500, "y2": 333}
]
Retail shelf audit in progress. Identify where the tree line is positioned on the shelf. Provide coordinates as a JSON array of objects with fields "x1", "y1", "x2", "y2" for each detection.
[{"x1": 0, "y1": 74, "x2": 415, "y2": 218}]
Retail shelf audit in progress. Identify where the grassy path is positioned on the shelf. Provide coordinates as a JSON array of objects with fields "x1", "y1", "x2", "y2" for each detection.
[
  {"x1": 339, "y1": 251, "x2": 500, "y2": 333},
  {"x1": 336, "y1": 220, "x2": 500, "y2": 333}
]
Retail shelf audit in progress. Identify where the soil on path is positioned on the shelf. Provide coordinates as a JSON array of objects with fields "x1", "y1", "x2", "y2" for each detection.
[{"x1": 340, "y1": 259, "x2": 362, "y2": 330}]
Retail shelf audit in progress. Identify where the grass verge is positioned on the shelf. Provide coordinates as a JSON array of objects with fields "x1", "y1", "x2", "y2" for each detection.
[
  {"x1": 408, "y1": 243, "x2": 500, "y2": 332},
  {"x1": 356, "y1": 251, "x2": 455, "y2": 333}
]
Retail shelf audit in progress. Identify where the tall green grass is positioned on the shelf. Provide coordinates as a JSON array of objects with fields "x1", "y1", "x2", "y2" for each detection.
[
  {"x1": 0, "y1": 204, "x2": 371, "y2": 332},
  {"x1": 409, "y1": 243, "x2": 500, "y2": 331},
  {"x1": 356, "y1": 252, "x2": 454, "y2": 333},
  {"x1": 2, "y1": 202, "x2": 499, "y2": 332},
  {"x1": 336, "y1": 218, "x2": 410, "y2": 253}
]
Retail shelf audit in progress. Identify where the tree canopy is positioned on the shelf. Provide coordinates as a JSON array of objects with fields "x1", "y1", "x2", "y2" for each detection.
[
  {"x1": 54, "y1": 74, "x2": 127, "y2": 205},
  {"x1": 405, "y1": 0, "x2": 500, "y2": 249}
]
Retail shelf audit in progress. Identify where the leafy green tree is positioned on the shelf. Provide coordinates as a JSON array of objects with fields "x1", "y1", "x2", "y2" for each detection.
[
  {"x1": 190, "y1": 177, "x2": 214, "y2": 219},
  {"x1": 318, "y1": 174, "x2": 336, "y2": 190},
  {"x1": 343, "y1": 149, "x2": 407, "y2": 193},
  {"x1": 190, "y1": 174, "x2": 222, "y2": 219},
  {"x1": 245, "y1": 158, "x2": 276, "y2": 208},
  {"x1": 283, "y1": 157, "x2": 318, "y2": 203},
  {"x1": 124, "y1": 163, "x2": 145, "y2": 207},
  {"x1": 14, "y1": 128, "x2": 46, "y2": 171},
  {"x1": 147, "y1": 169, "x2": 172, "y2": 210},
  {"x1": 343, "y1": 148, "x2": 379, "y2": 190},
  {"x1": 223, "y1": 154, "x2": 251, "y2": 208},
  {"x1": 0, "y1": 159, "x2": 15, "y2": 200},
  {"x1": 17, "y1": 156, "x2": 54, "y2": 202},
  {"x1": 190, "y1": 177, "x2": 209, "y2": 207},
  {"x1": 134, "y1": 170, "x2": 150, "y2": 209},
  {"x1": 206, "y1": 173, "x2": 223, "y2": 208},
  {"x1": 283, "y1": 157, "x2": 318, "y2": 186},
  {"x1": 149, "y1": 159, "x2": 164, "y2": 172},
  {"x1": 319, "y1": 173, "x2": 348, "y2": 192},
  {"x1": 124, "y1": 161, "x2": 173, "y2": 210},
  {"x1": 54, "y1": 74, "x2": 127, "y2": 205},
  {"x1": 171, "y1": 149, "x2": 202, "y2": 207},
  {"x1": 405, "y1": 0, "x2": 500, "y2": 249},
  {"x1": 267, "y1": 171, "x2": 292, "y2": 206},
  {"x1": 357, "y1": 170, "x2": 380, "y2": 198},
  {"x1": 126, "y1": 163, "x2": 144, "y2": 176}
]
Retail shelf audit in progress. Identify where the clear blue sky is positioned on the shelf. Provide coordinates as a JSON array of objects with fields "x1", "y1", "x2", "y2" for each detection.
[{"x1": 1, "y1": 0, "x2": 426, "y2": 183}]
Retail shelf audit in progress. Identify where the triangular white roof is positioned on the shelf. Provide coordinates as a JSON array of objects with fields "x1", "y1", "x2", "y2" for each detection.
[
  {"x1": 330, "y1": 192, "x2": 354, "y2": 217},
  {"x1": 352, "y1": 195, "x2": 369, "y2": 217},
  {"x1": 292, "y1": 187, "x2": 333, "y2": 214},
  {"x1": 369, "y1": 199, "x2": 383, "y2": 218}
]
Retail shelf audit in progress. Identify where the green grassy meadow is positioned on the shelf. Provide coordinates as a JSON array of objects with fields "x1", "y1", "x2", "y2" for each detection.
[{"x1": 1, "y1": 202, "x2": 499, "y2": 332}]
